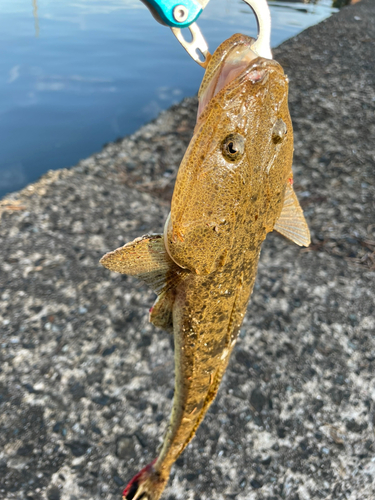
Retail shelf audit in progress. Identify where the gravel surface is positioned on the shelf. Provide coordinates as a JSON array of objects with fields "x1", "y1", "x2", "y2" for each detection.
[{"x1": 1, "y1": 1, "x2": 375, "y2": 499}]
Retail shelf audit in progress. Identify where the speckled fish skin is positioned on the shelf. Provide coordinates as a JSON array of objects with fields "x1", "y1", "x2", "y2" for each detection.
[{"x1": 100, "y1": 33, "x2": 310, "y2": 500}]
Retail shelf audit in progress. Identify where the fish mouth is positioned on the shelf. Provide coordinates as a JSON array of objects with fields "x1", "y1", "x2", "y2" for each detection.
[{"x1": 197, "y1": 34, "x2": 282, "y2": 120}]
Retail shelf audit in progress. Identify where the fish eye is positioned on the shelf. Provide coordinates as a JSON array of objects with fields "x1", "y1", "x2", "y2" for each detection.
[
  {"x1": 221, "y1": 133, "x2": 245, "y2": 162},
  {"x1": 272, "y1": 119, "x2": 287, "y2": 144}
]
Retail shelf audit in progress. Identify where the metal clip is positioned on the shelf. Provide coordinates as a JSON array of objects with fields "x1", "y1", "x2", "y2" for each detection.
[
  {"x1": 171, "y1": 23, "x2": 211, "y2": 68},
  {"x1": 140, "y1": 0, "x2": 204, "y2": 28},
  {"x1": 141, "y1": 0, "x2": 272, "y2": 66},
  {"x1": 243, "y1": 0, "x2": 272, "y2": 59}
]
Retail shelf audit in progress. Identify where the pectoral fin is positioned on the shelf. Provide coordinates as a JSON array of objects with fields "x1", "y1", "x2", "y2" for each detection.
[
  {"x1": 100, "y1": 234, "x2": 187, "y2": 294},
  {"x1": 100, "y1": 235, "x2": 188, "y2": 332},
  {"x1": 274, "y1": 183, "x2": 311, "y2": 247}
]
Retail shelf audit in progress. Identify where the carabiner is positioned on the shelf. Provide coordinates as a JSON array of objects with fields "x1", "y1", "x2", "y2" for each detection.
[
  {"x1": 141, "y1": 0, "x2": 210, "y2": 67},
  {"x1": 140, "y1": 0, "x2": 207, "y2": 28},
  {"x1": 141, "y1": 0, "x2": 272, "y2": 68}
]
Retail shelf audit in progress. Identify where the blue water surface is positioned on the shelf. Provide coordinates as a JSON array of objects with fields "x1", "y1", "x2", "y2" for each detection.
[{"x1": 0, "y1": 0, "x2": 337, "y2": 197}]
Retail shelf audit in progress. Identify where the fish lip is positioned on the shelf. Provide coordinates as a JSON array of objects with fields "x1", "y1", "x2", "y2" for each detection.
[
  {"x1": 198, "y1": 33, "x2": 256, "y2": 99},
  {"x1": 240, "y1": 58, "x2": 280, "y2": 85},
  {"x1": 244, "y1": 57, "x2": 284, "y2": 78},
  {"x1": 197, "y1": 55, "x2": 284, "y2": 122},
  {"x1": 197, "y1": 38, "x2": 259, "y2": 119}
]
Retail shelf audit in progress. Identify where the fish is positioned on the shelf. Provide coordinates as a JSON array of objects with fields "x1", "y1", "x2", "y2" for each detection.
[{"x1": 100, "y1": 32, "x2": 310, "y2": 500}]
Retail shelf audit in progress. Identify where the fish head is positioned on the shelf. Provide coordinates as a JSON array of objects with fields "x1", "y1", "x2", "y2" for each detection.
[{"x1": 165, "y1": 34, "x2": 293, "y2": 275}]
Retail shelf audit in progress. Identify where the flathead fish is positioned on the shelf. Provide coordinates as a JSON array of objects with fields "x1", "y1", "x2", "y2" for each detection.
[{"x1": 100, "y1": 33, "x2": 310, "y2": 500}]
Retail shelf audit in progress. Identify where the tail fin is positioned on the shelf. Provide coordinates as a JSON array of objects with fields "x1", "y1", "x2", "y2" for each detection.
[{"x1": 122, "y1": 460, "x2": 169, "y2": 500}]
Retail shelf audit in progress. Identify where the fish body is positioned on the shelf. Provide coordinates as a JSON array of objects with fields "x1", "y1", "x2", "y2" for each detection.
[{"x1": 100, "y1": 33, "x2": 310, "y2": 500}]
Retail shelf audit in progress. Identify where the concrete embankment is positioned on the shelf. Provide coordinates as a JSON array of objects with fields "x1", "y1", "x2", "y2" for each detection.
[{"x1": 1, "y1": 1, "x2": 374, "y2": 498}]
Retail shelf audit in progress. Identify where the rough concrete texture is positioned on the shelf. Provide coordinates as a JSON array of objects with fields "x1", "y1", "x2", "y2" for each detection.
[{"x1": 1, "y1": 1, "x2": 375, "y2": 499}]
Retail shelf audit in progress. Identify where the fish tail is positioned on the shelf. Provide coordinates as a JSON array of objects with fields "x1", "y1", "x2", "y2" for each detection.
[{"x1": 122, "y1": 459, "x2": 169, "y2": 500}]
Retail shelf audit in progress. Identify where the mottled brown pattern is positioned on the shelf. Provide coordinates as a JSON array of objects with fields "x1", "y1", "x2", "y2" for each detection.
[{"x1": 101, "y1": 34, "x2": 309, "y2": 500}]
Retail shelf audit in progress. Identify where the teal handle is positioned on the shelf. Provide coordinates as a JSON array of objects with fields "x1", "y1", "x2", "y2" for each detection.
[{"x1": 143, "y1": 0, "x2": 202, "y2": 28}]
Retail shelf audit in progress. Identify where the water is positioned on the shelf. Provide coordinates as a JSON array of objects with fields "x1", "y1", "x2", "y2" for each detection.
[{"x1": 0, "y1": 0, "x2": 338, "y2": 198}]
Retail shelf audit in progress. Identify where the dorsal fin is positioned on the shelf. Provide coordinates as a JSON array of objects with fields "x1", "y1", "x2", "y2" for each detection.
[{"x1": 274, "y1": 183, "x2": 311, "y2": 247}]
